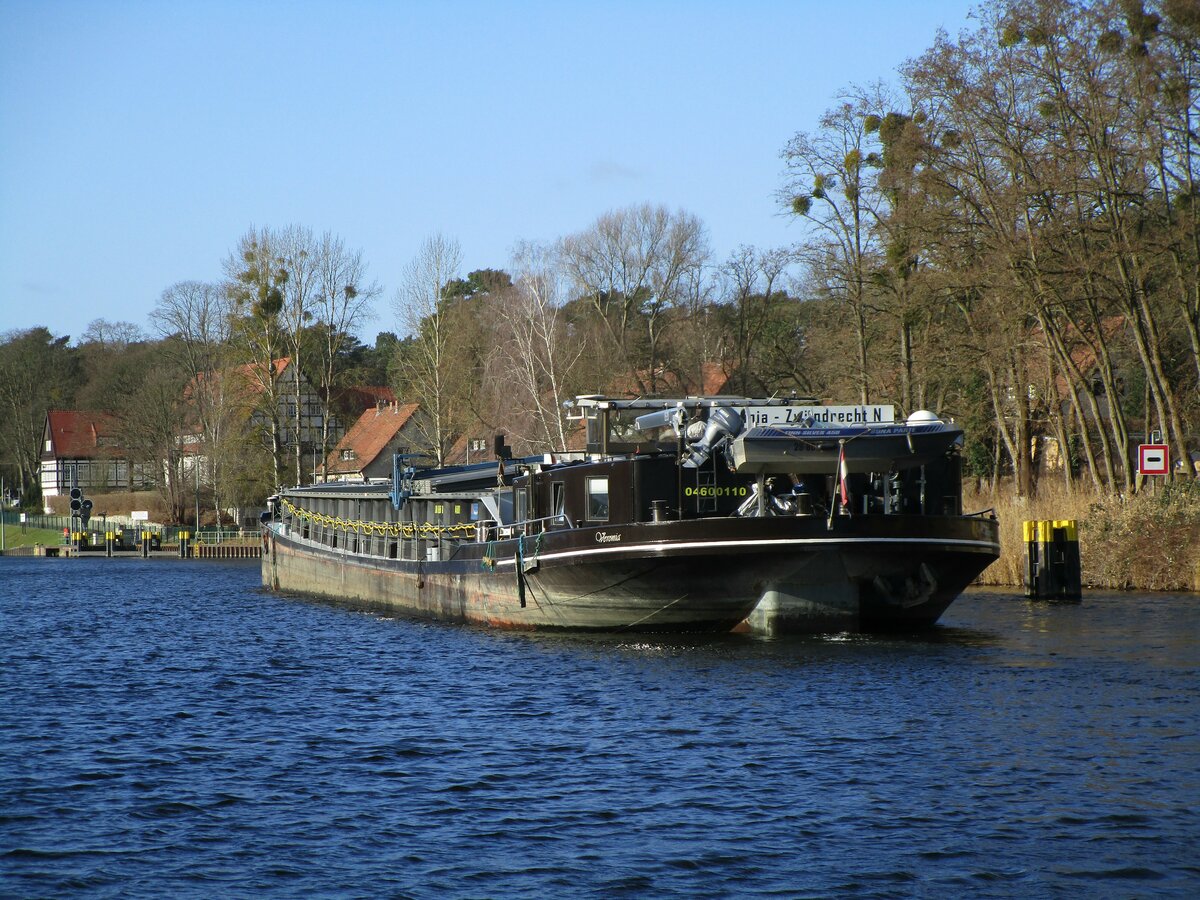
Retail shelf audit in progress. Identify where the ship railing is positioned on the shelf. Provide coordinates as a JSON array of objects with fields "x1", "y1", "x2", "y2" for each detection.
[
  {"x1": 496, "y1": 513, "x2": 570, "y2": 541},
  {"x1": 965, "y1": 507, "x2": 997, "y2": 519}
]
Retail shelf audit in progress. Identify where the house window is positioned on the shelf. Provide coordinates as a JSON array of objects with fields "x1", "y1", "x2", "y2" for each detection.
[
  {"x1": 341, "y1": 449, "x2": 356, "y2": 461},
  {"x1": 586, "y1": 477, "x2": 609, "y2": 521}
]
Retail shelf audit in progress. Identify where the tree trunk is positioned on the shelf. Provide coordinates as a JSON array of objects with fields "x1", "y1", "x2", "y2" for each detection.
[
  {"x1": 1038, "y1": 310, "x2": 1114, "y2": 489},
  {"x1": 855, "y1": 305, "x2": 870, "y2": 405},
  {"x1": 899, "y1": 318, "x2": 914, "y2": 414}
]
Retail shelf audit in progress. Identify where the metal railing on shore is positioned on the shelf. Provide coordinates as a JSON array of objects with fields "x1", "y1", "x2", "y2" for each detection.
[{"x1": 2, "y1": 508, "x2": 263, "y2": 559}]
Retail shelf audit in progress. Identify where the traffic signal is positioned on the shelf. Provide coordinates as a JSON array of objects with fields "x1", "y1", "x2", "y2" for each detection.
[
  {"x1": 80, "y1": 499, "x2": 93, "y2": 525},
  {"x1": 70, "y1": 487, "x2": 82, "y2": 513}
]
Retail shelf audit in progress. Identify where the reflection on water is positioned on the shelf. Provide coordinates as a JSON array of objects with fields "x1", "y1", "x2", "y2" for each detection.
[{"x1": 2, "y1": 559, "x2": 1198, "y2": 898}]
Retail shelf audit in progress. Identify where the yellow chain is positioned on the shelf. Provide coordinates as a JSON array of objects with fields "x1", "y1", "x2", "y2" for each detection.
[{"x1": 280, "y1": 497, "x2": 476, "y2": 538}]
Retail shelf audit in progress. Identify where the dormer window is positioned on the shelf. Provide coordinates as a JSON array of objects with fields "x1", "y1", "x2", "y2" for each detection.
[{"x1": 341, "y1": 449, "x2": 356, "y2": 461}]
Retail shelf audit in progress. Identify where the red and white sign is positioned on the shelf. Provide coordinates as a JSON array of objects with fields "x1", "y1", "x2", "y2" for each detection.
[{"x1": 1138, "y1": 444, "x2": 1169, "y2": 476}]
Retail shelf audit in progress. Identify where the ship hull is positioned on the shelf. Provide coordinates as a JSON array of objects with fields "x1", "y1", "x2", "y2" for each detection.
[{"x1": 262, "y1": 513, "x2": 999, "y2": 634}]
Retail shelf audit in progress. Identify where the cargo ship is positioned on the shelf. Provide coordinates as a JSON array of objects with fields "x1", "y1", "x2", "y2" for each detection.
[{"x1": 261, "y1": 396, "x2": 1000, "y2": 633}]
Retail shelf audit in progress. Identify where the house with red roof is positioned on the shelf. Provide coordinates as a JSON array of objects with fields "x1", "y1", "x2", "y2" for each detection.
[
  {"x1": 39, "y1": 410, "x2": 154, "y2": 500},
  {"x1": 335, "y1": 385, "x2": 397, "y2": 416},
  {"x1": 321, "y1": 402, "x2": 425, "y2": 482}
]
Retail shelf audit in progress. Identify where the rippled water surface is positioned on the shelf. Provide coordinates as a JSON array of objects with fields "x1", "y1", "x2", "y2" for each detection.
[{"x1": 2, "y1": 557, "x2": 1198, "y2": 897}]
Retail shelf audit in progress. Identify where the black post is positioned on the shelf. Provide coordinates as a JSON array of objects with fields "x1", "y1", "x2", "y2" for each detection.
[{"x1": 1024, "y1": 519, "x2": 1081, "y2": 601}]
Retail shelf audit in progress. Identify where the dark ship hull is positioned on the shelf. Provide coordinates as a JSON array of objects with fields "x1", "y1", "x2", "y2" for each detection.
[
  {"x1": 263, "y1": 494, "x2": 999, "y2": 634},
  {"x1": 262, "y1": 397, "x2": 1000, "y2": 634}
]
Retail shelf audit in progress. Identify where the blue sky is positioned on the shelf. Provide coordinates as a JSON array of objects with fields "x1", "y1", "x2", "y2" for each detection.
[{"x1": 0, "y1": 0, "x2": 980, "y2": 344}]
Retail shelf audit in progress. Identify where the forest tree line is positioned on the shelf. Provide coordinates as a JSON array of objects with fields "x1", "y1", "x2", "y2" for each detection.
[
  {"x1": 1, "y1": 0, "x2": 1196, "y2": 520},
  {"x1": 780, "y1": 0, "x2": 1199, "y2": 496}
]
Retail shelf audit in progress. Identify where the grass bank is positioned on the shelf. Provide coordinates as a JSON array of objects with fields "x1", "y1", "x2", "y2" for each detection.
[
  {"x1": 1, "y1": 523, "x2": 66, "y2": 550},
  {"x1": 965, "y1": 480, "x2": 1200, "y2": 592}
]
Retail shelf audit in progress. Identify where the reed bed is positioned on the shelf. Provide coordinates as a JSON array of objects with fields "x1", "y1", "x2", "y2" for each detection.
[{"x1": 964, "y1": 479, "x2": 1200, "y2": 592}]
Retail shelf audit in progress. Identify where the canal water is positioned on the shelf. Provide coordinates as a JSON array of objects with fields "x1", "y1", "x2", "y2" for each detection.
[{"x1": 2, "y1": 557, "x2": 1197, "y2": 897}]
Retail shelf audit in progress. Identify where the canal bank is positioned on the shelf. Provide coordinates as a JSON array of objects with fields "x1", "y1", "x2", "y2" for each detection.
[
  {"x1": 967, "y1": 481, "x2": 1200, "y2": 593},
  {"x1": 1, "y1": 512, "x2": 261, "y2": 560},
  {"x1": 15, "y1": 541, "x2": 262, "y2": 559},
  {"x1": 6, "y1": 540, "x2": 260, "y2": 561}
]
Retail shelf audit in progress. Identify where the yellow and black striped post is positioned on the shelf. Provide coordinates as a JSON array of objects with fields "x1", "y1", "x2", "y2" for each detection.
[{"x1": 1023, "y1": 519, "x2": 1081, "y2": 601}]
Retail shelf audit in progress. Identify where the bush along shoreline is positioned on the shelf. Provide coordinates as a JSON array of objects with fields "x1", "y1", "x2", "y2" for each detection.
[{"x1": 967, "y1": 480, "x2": 1200, "y2": 593}]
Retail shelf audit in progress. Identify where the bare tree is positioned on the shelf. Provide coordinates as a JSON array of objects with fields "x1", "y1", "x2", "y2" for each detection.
[
  {"x1": 560, "y1": 204, "x2": 709, "y2": 394},
  {"x1": 150, "y1": 280, "x2": 239, "y2": 518},
  {"x1": 782, "y1": 96, "x2": 889, "y2": 405},
  {"x1": 117, "y1": 356, "x2": 192, "y2": 522},
  {"x1": 80, "y1": 318, "x2": 147, "y2": 350},
  {"x1": 312, "y1": 231, "x2": 380, "y2": 479},
  {"x1": 275, "y1": 225, "x2": 320, "y2": 486},
  {"x1": 225, "y1": 227, "x2": 288, "y2": 490},
  {"x1": 490, "y1": 241, "x2": 584, "y2": 450},
  {"x1": 718, "y1": 245, "x2": 795, "y2": 395},
  {"x1": 391, "y1": 234, "x2": 463, "y2": 465}
]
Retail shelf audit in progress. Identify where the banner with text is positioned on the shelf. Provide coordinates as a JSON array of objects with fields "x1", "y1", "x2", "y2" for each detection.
[{"x1": 740, "y1": 405, "x2": 896, "y2": 427}]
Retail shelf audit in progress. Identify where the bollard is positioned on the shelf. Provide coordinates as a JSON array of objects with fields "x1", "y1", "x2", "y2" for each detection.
[
  {"x1": 1022, "y1": 520, "x2": 1037, "y2": 595},
  {"x1": 1024, "y1": 519, "x2": 1081, "y2": 601},
  {"x1": 105, "y1": 530, "x2": 113, "y2": 558}
]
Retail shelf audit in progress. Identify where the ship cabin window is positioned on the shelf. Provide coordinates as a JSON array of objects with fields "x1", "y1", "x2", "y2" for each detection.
[
  {"x1": 551, "y1": 482, "x2": 565, "y2": 523},
  {"x1": 586, "y1": 476, "x2": 609, "y2": 521},
  {"x1": 514, "y1": 488, "x2": 528, "y2": 523},
  {"x1": 592, "y1": 408, "x2": 678, "y2": 454}
]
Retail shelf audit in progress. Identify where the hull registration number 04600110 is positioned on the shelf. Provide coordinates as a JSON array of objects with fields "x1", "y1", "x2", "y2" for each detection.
[{"x1": 684, "y1": 486, "x2": 750, "y2": 498}]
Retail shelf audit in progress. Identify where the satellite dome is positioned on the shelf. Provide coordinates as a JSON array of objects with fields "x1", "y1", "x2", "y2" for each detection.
[{"x1": 907, "y1": 409, "x2": 941, "y2": 425}]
